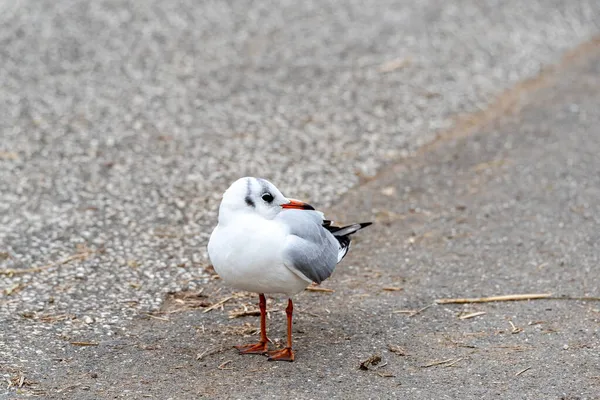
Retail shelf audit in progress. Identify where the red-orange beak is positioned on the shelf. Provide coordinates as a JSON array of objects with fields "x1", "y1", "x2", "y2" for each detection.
[{"x1": 281, "y1": 199, "x2": 315, "y2": 210}]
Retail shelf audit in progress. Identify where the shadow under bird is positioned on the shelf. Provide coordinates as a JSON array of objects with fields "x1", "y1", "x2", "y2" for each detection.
[{"x1": 207, "y1": 177, "x2": 371, "y2": 361}]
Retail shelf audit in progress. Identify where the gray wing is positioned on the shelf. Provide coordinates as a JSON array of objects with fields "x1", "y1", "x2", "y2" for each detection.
[{"x1": 276, "y1": 210, "x2": 339, "y2": 284}]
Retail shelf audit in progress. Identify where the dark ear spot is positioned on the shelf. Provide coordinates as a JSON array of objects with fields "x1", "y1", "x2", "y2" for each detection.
[{"x1": 245, "y1": 178, "x2": 255, "y2": 207}]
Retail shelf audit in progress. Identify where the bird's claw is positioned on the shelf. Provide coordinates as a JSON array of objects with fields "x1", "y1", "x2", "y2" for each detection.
[
  {"x1": 234, "y1": 342, "x2": 268, "y2": 355},
  {"x1": 267, "y1": 347, "x2": 295, "y2": 362}
]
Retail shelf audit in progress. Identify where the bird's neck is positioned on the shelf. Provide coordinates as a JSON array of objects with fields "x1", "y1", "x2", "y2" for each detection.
[{"x1": 217, "y1": 206, "x2": 254, "y2": 227}]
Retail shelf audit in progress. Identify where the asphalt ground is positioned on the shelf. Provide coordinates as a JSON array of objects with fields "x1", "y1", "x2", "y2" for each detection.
[
  {"x1": 1, "y1": 1, "x2": 600, "y2": 399},
  {"x1": 9, "y1": 38, "x2": 600, "y2": 400}
]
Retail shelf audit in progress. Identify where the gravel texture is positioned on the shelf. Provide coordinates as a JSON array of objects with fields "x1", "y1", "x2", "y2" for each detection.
[
  {"x1": 5, "y1": 40, "x2": 599, "y2": 399},
  {"x1": 1, "y1": 0, "x2": 600, "y2": 397}
]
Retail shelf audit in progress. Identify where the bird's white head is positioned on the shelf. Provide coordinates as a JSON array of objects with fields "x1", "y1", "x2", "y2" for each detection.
[{"x1": 217, "y1": 177, "x2": 314, "y2": 224}]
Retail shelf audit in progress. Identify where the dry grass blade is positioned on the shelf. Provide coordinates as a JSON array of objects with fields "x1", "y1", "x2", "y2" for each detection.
[
  {"x1": 8, "y1": 373, "x2": 36, "y2": 389},
  {"x1": 144, "y1": 313, "x2": 169, "y2": 321},
  {"x1": 164, "y1": 291, "x2": 211, "y2": 313},
  {"x1": 56, "y1": 383, "x2": 82, "y2": 393},
  {"x1": 492, "y1": 345, "x2": 531, "y2": 352},
  {"x1": 203, "y1": 296, "x2": 234, "y2": 313},
  {"x1": 305, "y1": 286, "x2": 335, "y2": 293},
  {"x1": 217, "y1": 360, "x2": 233, "y2": 370},
  {"x1": 387, "y1": 344, "x2": 408, "y2": 356},
  {"x1": 444, "y1": 358, "x2": 464, "y2": 367},
  {"x1": 435, "y1": 293, "x2": 553, "y2": 304},
  {"x1": 196, "y1": 346, "x2": 227, "y2": 361},
  {"x1": 228, "y1": 309, "x2": 261, "y2": 319},
  {"x1": 421, "y1": 358, "x2": 455, "y2": 368},
  {"x1": 411, "y1": 303, "x2": 434, "y2": 317},
  {"x1": 508, "y1": 320, "x2": 523, "y2": 334},
  {"x1": 70, "y1": 342, "x2": 99, "y2": 346},
  {"x1": 410, "y1": 303, "x2": 434, "y2": 317},
  {"x1": 1, "y1": 251, "x2": 93, "y2": 276},
  {"x1": 459, "y1": 311, "x2": 486, "y2": 320},
  {"x1": 359, "y1": 354, "x2": 382, "y2": 370},
  {"x1": 392, "y1": 303, "x2": 433, "y2": 317},
  {"x1": 39, "y1": 314, "x2": 75, "y2": 323},
  {"x1": 515, "y1": 367, "x2": 531, "y2": 376},
  {"x1": 3, "y1": 283, "x2": 27, "y2": 296},
  {"x1": 229, "y1": 308, "x2": 279, "y2": 319}
]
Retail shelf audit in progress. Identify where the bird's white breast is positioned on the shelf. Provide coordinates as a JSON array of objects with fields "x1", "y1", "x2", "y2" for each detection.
[{"x1": 207, "y1": 213, "x2": 310, "y2": 295}]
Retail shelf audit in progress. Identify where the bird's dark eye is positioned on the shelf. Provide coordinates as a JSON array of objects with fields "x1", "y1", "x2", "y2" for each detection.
[{"x1": 261, "y1": 193, "x2": 274, "y2": 203}]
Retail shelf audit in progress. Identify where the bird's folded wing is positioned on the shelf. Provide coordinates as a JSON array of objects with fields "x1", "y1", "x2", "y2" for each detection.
[{"x1": 276, "y1": 210, "x2": 339, "y2": 284}]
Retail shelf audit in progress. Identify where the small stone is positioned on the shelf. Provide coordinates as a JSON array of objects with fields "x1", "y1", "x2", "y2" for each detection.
[{"x1": 381, "y1": 186, "x2": 396, "y2": 197}]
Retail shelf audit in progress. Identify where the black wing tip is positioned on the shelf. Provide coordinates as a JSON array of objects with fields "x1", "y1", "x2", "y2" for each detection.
[
  {"x1": 346, "y1": 222, "x2": 373, "y2": 234},
  {"x1": 332, "y1": 222, "x2": 371, "y2": 262},
  {"x1": 324, "y1": 221, "x2": 373, "y2": 236}
]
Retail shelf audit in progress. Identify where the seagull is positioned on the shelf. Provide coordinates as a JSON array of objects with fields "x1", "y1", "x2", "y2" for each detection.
[{"x1": 207, "y1": 177, "x2": 371, "y2": 362}]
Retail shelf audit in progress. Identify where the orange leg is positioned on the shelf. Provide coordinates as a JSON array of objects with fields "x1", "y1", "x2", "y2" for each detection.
[
  {"x1": 267, "y1": 298, "x2": 295, "y2": 362},
  {"x1": 234, "y1": 293, "x2": 269, "y2": 355}
]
